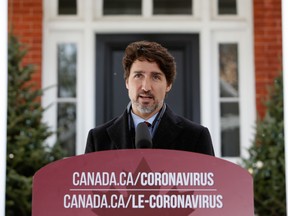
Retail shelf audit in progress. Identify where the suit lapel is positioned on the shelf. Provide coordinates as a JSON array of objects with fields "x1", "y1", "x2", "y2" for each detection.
[
  {"x1": 106, "y1": 111, "x2": 134, "y2": 149},
  {"x1": 152, "y1": 106, "x2": 182, "y2": 149},
  {"x1": 106, "y1": 105, "x2": 182, "y2": 150}
]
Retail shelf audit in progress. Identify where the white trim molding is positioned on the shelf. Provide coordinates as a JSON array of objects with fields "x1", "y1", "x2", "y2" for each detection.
[{"x1": 43, "y1": 0, "x2": 255, "y2": 160}]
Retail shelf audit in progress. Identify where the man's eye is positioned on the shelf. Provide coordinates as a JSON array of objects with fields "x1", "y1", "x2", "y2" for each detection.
[
  {"x1": 153, "y1": 75, "x2": 161, "y2": 80},
  {"x1": 134, "y1": 74, "x2": 142, "y2": 78}
]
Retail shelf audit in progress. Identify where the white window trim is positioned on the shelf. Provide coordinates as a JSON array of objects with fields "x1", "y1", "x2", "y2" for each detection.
[
  {"x1": 211, "y1": 31, "x2": 255, "y2": 163},
  {"x1": 42, "y1": 32, "x2": 87, "y2": 155},
  {"x1": 45, "y1": 0, "x2": 84, "y2": 21},
  {"x1": 43, "y1": 0, "x2": 255, "y2": 160},
  {"x1": 93, "y1": 0, "x2": 201, "y2": 20},
  {"x1": 211, "y1": 0, "x2": 250, "y2": 20}
]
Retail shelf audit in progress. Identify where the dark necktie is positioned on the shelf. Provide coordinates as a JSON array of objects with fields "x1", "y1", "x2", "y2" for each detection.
[
  {"x1": 144, "y1": 121, "x2": 151, "y2": 127},
  {"x1": 144, "y1": 121, "x2": 152, "y2": 135}
]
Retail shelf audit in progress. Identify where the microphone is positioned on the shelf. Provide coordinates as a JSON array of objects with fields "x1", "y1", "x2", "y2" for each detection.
[{"x1": 135, "y1": 122, "x2": 152, "y2": 148}]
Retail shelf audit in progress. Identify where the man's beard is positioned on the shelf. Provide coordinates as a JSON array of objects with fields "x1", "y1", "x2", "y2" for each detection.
[
  {"x1": 132, "y1": 92, "x2": 163, "y2": 114},
  {"x1": 132, "y1": 100, "x2": 159, "y2": 114}
]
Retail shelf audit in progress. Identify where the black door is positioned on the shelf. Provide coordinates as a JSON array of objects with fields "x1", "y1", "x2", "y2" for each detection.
[{"x1": 95, "y1": 34, "x2": 200, "y2": 125}]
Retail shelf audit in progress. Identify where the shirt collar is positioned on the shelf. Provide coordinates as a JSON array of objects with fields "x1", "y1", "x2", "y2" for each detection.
[{"x1": 131, "y1": 111, "x2": 158, "y2": 129}]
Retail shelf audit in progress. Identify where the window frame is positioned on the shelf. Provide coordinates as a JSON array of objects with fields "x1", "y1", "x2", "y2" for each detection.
[
  {"x1": 211, "y1": 0, "x2": 249, "y2": 20},
  {"x1": 93, "y1": 0, "x2": 201, "y2": 20},
  {"x1": 211, "y1": 31, "x2": 255, "y2": 163},
  {"x1": 42, "y1": 32, "x2": 85, "y2": 155},
  {"x1": 46, "y1": 0, "x2": 84, "y2": 20}
]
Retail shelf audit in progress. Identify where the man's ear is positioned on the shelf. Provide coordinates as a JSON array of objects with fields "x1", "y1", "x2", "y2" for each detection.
[
  {"x1": 166, "y1": 84, "x2": 172, "y2": 92},
  {"x1": 125, "y1": 79, "x2": 129, "y2": 89}
]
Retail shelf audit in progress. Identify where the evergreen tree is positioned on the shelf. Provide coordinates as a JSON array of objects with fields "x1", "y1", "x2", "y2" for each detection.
[
  {"x1": 6, "y1": 35, "x2": 65, "y2": 215},
  {"x1": 242, "y1": 74, "x2": 285, "y2": 215}
]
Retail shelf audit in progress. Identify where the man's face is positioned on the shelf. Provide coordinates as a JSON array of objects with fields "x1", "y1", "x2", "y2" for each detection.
[{"x1": 126, "y1": 59, "x2": 172, "y2": 119}]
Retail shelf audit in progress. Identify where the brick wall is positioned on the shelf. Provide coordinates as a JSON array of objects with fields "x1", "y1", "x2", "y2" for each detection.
[
  {"x1": 254, "y1": 0, "x2": 282, "y2": 118},
  {"x1": 8, "y1": 0, "x2": 43, "y2": 89}
]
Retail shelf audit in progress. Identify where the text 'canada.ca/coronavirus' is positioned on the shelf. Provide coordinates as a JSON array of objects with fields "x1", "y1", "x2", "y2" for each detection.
[{"x1": 72, "y1": 172, "x2": 215, "y2": 187}]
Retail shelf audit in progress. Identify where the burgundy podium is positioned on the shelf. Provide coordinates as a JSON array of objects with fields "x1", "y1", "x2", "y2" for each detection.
[{"x1": 32, "y1": 149, "x2": 254, "y2": 216}]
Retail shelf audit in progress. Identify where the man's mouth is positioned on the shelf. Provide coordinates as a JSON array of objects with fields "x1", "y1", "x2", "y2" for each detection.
[
  {"x1": 138, "y1": 94, "x2": 154, "y2": 102},
  {"x1": 139, "y1": 95, "x2": 153, "y2": 99}
]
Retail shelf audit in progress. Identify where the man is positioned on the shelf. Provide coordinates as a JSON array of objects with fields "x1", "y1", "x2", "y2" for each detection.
[{"x1": 85, "y1": 41, "x2": 214, "y2": 156}]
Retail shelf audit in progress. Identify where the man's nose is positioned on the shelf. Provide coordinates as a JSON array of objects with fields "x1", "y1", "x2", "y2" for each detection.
[{"x1": 142, "y1": 78, "x2": 152, "y2": 92}]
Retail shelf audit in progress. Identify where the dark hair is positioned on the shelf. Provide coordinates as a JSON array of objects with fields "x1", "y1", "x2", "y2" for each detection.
[{"x1": 122, "y1": 41, "x2": 176, "y2": 85}]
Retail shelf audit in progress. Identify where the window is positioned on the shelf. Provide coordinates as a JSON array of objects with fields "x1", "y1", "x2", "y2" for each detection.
[
  {"x1": 46, "y1": 0, "x2": 83, "y2": 19},
  {"x1": 212, "y1": 0, "x2": 248, "y2": 20},
  {"x1": 58, "y1": 0, "x2": 77, "y2": 15},
  {"x1": 57, "y1": 44, "x2": 77, "y2": 156},
  {"x1": 98, "y1": 0, "x2": 195, "y2": 17},
  {"x1": 219, "y1": 43, "x2": 240, "y2": 157},
  {"x1": 218, "y1": 0, "x2": 237, "y2": 15},
  {"x1": 212, "y1": 30, "x2": 255, "y2": 162},
  {"x1": 57, "y1": 44, "x2": 77, "y2": 98},
  {"x1": 103, "y1": 0, "x2": 141, "y2": 15},
  {"x1": 153, "y1": 0, "x2": 192, "y2": 15}
]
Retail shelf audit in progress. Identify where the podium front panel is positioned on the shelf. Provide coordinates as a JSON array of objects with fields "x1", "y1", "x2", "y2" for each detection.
[{"x1": 32, "y1": 149, "x2": 253, "y2": 216}]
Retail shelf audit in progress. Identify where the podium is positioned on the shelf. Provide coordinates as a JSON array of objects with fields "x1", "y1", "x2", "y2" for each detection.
[{"x1": 32, "y1": 149, "x2": 254, "y2": 215}]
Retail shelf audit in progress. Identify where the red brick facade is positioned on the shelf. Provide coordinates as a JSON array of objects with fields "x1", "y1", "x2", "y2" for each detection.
[
  {"x1": 8, "y1": 0, "x2": 43, "y2": 89},
  {"x1": 8, "y1": 0, "x2": 283, "y2": 117},
  {"x1": 254, "y1": 0, "x2": 283, "y2": 118}
]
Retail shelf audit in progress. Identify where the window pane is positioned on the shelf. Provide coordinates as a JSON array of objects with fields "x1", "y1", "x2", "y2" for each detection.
[
  {"x1": 103, "y1": 0, "x2": 141, "y2": 15},
  {"x1": 57, "y1": 43, "x2": 77, "y2": 98},
  {"x1": 218, "y1": 0, "x2": 237, "y2": 15},
  {"x1": 153, "y1": 0, "x2": 192, "y2": 15},
  {"x1": 221, "y1": 102, "x2": 240, "y2": 157},
  {"x1": 219, "y1": 43, "x2": 238, "y2": 97},
  {"x1": 58, "y1": 0, "x2": 77, "y2": 15},
  {"x1": 57, "y1": 103, "x2": 76, "y2": 156}
]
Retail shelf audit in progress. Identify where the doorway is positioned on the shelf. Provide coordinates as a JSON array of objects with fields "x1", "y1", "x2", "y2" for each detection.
[{"x1": 95, "y1": 34, "x2": 200, "y2": 125}]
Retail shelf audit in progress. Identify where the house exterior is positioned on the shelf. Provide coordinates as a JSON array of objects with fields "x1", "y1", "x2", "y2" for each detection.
[{"x1": 8, "y1": 0, "x2": 283, "y2": 163}]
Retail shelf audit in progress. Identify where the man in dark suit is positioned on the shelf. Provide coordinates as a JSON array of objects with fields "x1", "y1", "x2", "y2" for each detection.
[{"x1": 85, "y1": 41, "x2": 214, "y2": 156}]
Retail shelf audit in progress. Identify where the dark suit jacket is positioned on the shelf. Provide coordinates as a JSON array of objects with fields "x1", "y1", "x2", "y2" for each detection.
[{"x1": 85, "y1": 106, "x2": 214, "y2": 156}]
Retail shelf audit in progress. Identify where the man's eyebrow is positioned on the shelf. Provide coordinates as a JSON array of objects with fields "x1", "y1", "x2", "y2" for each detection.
[
  {"x1": 131, "y1": 71, "x2": 164, "y2": 76},
  {"x1": 151, "y1": 71, "x2": 165, "y2": 76}
]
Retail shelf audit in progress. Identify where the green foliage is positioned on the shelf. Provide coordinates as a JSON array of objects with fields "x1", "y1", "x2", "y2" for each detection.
[
  {"x1": 6, "y1": 35, "x2": 65, "y2": 215},
  {"x1": 242, "y1": 74, "x2": 285, "y2": 216}
]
